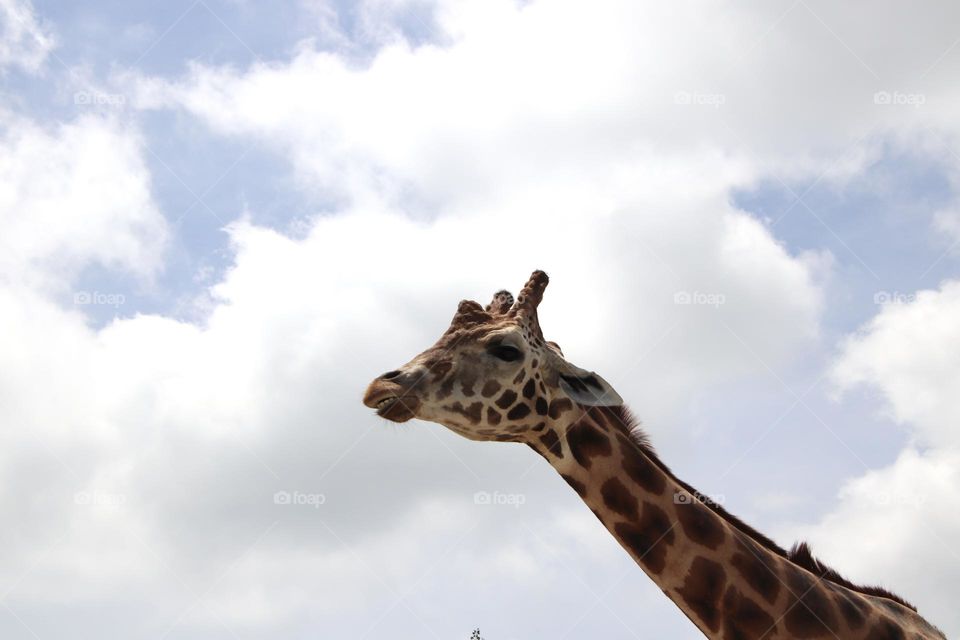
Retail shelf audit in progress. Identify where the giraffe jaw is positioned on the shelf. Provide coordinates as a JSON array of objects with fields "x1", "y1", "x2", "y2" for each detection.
[{"x1": 363, "y1": 385, "x2": 421, "y2": 422}]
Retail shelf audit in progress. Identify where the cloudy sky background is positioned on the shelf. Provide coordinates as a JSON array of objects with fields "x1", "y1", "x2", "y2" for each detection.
[{"x1": 1, "y1": 0, "x2": 959, "y2": 637}]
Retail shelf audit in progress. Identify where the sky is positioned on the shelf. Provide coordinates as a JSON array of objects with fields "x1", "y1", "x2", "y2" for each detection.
[{"x1": 1, "y1": 0, "x2": 959, "y2": 638}]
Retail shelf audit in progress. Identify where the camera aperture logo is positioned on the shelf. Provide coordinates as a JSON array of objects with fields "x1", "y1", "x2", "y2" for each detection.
[
  {"x1": 674, "y1": 90, "x2": 726, "y2": 108},
  {"x1": 673, "y1": 290, "x2": 726, "y2": 308},
  {"x1": 74, "y1": 490, "x2": 126, "y2": 506},
  {"x1": 673, "y1": 489, "x2": 724, "y2": 506},
  {"x1": 74, "y1": 291, "x2": 125, "y2": 307},
  {"x1": 474, "y1": 490, "x2": 526, "y2": 508},
  {"x1": 74, "y1": 90, "x2": 126, "y2": 107},
  {"x1": 873, "y1": 90, "x2": 925, "y2": 107},
  {"x1": 273, "y1": 490, "x2": 326, "y2": 508}
]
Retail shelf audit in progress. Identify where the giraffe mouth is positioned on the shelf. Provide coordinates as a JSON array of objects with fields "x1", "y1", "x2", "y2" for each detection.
[{"x1": 372, "y1": 395, "x2": 420, "y2": 422}]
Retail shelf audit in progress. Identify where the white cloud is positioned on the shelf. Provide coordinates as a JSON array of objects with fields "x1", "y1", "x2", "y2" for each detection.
[
  {"x1": 0, "y1": 113, "x2": 168, "y2": 291},
  {"x1": 5, "y1": 0, "x2": 960, "y2": 637},
  {"x1": 127, "y1": 0, "x2": 960, "y2": 216},
  {"x1": 0, "y1": 191, "x2": 822, "y2": 637},
  {"x1": 831, "y1": 281, "x2": 960, "y2": 450},
  {"x1": 798, "y1": 281, "x2": 960, "y2": 636},
  {"x1": 0, "y1": 0, "x2": 54, "y2": 72}
]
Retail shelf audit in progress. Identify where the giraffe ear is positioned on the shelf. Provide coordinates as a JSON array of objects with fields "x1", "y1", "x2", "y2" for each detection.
[{"x1": 556, "y1": 361, "x2": 623, "y2": 407}]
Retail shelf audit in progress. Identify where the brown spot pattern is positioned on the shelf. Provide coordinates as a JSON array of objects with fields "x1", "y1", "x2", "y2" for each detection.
[
  {"x1": 864, "y1": 618, "x2": 907, "y2": 640},
  {"x1": 535, "y1": 397, "x2": 548, "y2": 416},
  {"x1": 784, "y1": 568, "x2": 838, "y2": 637},
  {"x1": 676, "y1": 557, "x2": 726, "y2": 633},
  {"x1": 601, "y1": 477, "x2": 638, "y2": 520},
  {"x1": 446, "y1": 401, "x2": 482, "y2": 424},
  {"x1": 566, "y1": 420, "x2": 612, "y2": 469},
  {"x1": 522, "y1": 378, "x2": 536, "y2": 399},
  {"x1": 675, "y1": 500, "x2": 726, "y2": 550},
  {"x1": 495, "y1": 390, "x2": 518, "y2": 409},
  {"x1": 548, "y1": 398, "x2": 573, "y2": 419},
  {"x1": 507, "y1": 403, "x2": 531, "y2": 420},
  {"x1": 429, "y1": 360, "x2": 452, "y2": 381},
  {"x1": 539, "y1": 429, "x2": 561, "y2": 456},
  {"x1": 619, "y1": 437, "x2": 666, "y2": 495},
  {"x1": 613, "y1": 503, "x2": 675, "y2": 575},
  {"x1": 731, "y1": 536, "x2": 781, "y2": 605},
  {"x1": 722, "y1": 586, "x2": 777, "y2": 639},
  {"x1": 486, "y1": 407, "x2": 501, "y2": 425},
  {"x1": 480, "y1": 379, "x2": 501, "y2": 397}
]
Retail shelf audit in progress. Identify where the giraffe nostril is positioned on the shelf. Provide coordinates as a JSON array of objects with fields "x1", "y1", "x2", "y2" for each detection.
[{"x1": 380, "y1": 370, "x2": 403, "y2": 380}]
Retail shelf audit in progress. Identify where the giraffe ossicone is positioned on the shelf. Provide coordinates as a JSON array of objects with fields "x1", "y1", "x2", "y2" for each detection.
[{"x1": 362, "y1": 270, "x2": 944, "y2": 639}]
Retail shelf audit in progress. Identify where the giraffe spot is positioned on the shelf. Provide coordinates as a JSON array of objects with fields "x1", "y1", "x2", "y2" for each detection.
[
  {"x1": 676, "y1": 557, "x2": 726, "y2": 633},
  {"x1": 676, "y1": 500, "x2": 726, "y2": 549},
  {"x1": 539, "y1": 429, "x2": 562, "y2": 457},
  {"x1": 461, "y1": 381, "x2": 475, "y2": 396},
  {"x1": 480, "y1": 379, "x2": 501, "y2": 398},
  {"x1": 548, "y1": 398, "x2": 573, "y2": 419},
  {"x1": 566, "y1": 420, "x2": 612, "y2": 469},
  {"x1": 522, "y1": 378, "x2": 536, "y2": 399},
  {"x1": 531, "y1": 421, "x2": 546, "y2": 432},
  {"x1": 722, "y1": 586, "x2": 777, "y2": 640},
  {"x1": 486, "y1": 407, "x2": 501, "y2": 425},
  {"x1": 731, "y1": 536, "x2": 781, "y2": 605},
  {"x1": 535, "y1": 397, "x2": 548, "y2": 416},
  {"x1": 513, "y1": 370, "x2": 525, "y2": 384},
  {"x1": 864, "y1": 618, "x2": 906, "y2": 640},
  {"x1": 435, "y1": 376, "x2": 455, "y2": 401},
  {"x1": 531, "y1": 358, "x2": 539, "y2": 368},
  {"x1": 784, "y1": 567, "x2": 838, "y2": 637},
  {"x1": 446, "y1": 401, "x2": 483, "y2": 424},
  {"x1": 538, "y1": 381, "x2": 546, "y2": 394},
  {"x1": 619, "y1": 436, "x2": 666, "y2": 495},
  {"x1": 495, "y1": 390, "x2": 518, "y2": 409},
  {"x1": 588, "y1": 407, "x2": 608, "y2": 428},
  {"x1": 561, "y1": 473, "x2": 585, "y2": 496},
  {"x1": 494, "y1": 433, "x2": 516, "y2": 441},
  {"x1": 601, "y1": 477, "x2": 638, "y2": 520},
  {"x1": 507, "y1": 402, "x2": 531, "y2": 420},
  {"x1": 824, "y1": 583, "x2": 867, "y2": 631},
  {"x1": 613, "y1": 503, "x2": 674, "y2": 575},
  {"x1": 429, "y1": 360, "x2": 452, "y2": 381}
]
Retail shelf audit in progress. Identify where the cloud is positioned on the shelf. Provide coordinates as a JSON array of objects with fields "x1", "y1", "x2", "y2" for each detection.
[
  {"x1": 4, "y1": 0, "x2": 960, "y2": 637},
  {"x1": 831, "y1": 281, "x2": 960, "y2": 450},
  {"x1": 127, "y1": 0, "x2": 960, "y2": 215},
  {"x1": 0, "y1": 113, "x2": 168, "y2": 291},
  {"x1": 0, "y1": 175, "x2": 823, "y2": 637},
  {"x1": 0, "y1": 0, "x2": 54, "y2": 72},
  {"x1": 798, "y1": 281, "x2": 960, "y2": 636}
]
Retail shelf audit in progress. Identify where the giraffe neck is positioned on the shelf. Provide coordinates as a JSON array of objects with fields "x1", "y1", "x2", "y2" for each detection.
[{"x1": 527, "y1": 405, "x2": 939, "y2": 639}]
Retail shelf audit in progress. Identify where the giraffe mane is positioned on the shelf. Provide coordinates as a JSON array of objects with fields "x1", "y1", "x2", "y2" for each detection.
[{"x1": 598, "y1": 404, "x2": 918, "y2": 612}]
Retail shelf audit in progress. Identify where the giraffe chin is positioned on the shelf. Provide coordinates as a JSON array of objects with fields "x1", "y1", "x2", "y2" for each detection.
[{"x1": 374, "y1": 396, "x2": 420, "y2": 423}]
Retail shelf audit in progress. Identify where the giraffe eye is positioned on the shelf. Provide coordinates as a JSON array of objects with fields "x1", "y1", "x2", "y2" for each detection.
[{"x1": 487, "y1": 344, "x2": 523, "y2": 362}]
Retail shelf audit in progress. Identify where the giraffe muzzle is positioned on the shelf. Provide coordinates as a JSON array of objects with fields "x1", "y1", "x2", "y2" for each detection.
[{"x1": 362, "y1": 382, "x2": 421, "y2": 423}]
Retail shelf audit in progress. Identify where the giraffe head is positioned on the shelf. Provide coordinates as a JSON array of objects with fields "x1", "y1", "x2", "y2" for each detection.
[{"x1": 362, "y1": 270, "x2": 622, "y2": 441}]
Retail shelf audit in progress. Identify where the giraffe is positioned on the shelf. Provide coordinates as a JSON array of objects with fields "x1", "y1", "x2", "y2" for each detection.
[{"x1": 362, "y1": 270, "x2": 944, "y2": 639}]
